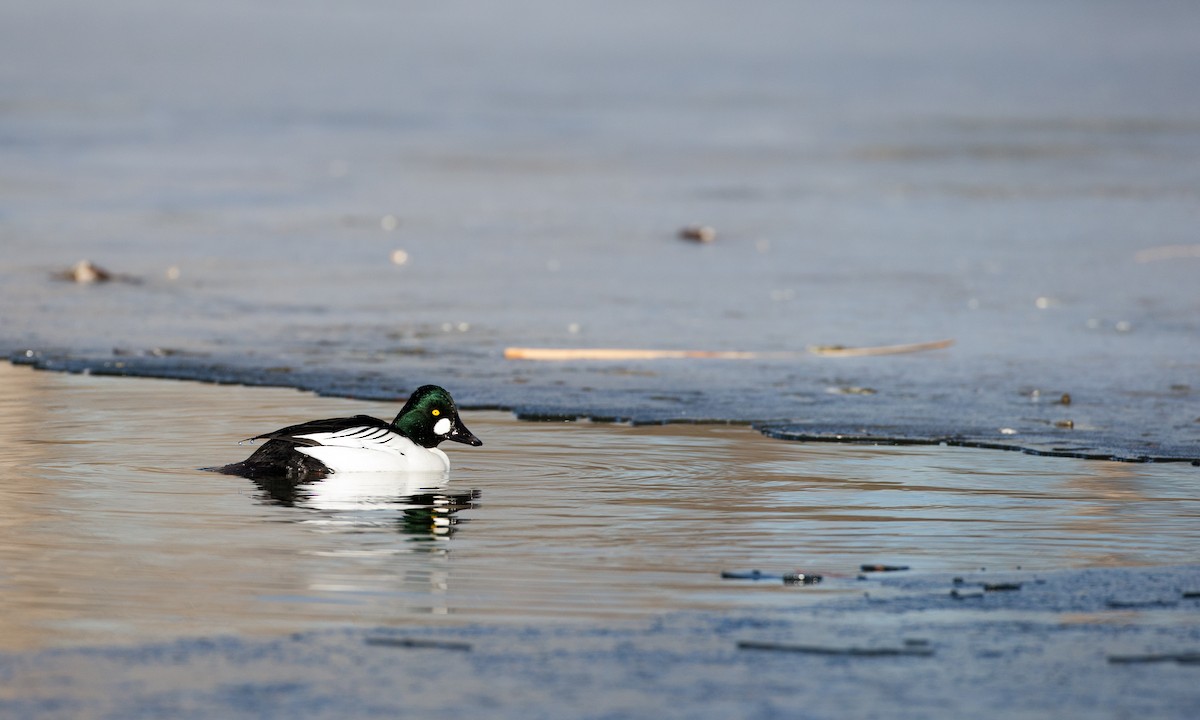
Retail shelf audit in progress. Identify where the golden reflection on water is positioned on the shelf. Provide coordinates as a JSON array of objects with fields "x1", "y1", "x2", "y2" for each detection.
[{"x1": 0, "y1": 363, "x2": 1196, "y2": 651}]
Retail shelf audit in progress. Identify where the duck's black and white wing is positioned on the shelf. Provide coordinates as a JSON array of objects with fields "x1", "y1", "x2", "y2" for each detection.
[{"x1": 248, "y1": 415, "x2": 408, "y2": 451}]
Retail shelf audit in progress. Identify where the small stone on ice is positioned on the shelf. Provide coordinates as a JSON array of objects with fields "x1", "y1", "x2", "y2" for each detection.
[
  {"x1": 679, "y1": 225, "x2": 716, "y2": 243},
  {"x1": 60, "y1": 260, "x2": 111, "y2": 284}
]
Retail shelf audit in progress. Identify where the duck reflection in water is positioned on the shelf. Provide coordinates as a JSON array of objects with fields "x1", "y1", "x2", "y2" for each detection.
[{"x1": 252, "y1": 471, "x2": 480, "y2": 539}]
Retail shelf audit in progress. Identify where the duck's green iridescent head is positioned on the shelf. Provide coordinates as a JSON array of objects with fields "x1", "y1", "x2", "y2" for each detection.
[{"x1": 392, "y1": 385, "x2": 482, "y2": 449}]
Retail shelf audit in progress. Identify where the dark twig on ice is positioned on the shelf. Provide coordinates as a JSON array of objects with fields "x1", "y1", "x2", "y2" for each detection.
[
  {"x1": 365, "y1": 637, "x2": 473, "y2": 651},
  {"x1": 737, "y1": 640, "x2": 934, "y2": 657}
]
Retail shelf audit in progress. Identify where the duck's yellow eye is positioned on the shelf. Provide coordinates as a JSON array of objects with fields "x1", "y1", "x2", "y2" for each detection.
[{"x1": 431, "y1": 409, "x2": 441, "y2": 416}]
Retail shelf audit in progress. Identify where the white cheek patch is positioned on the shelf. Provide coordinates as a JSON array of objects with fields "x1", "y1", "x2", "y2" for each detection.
[{"x1": 433, "y1": 417, "x2": 452, "y2": 436}]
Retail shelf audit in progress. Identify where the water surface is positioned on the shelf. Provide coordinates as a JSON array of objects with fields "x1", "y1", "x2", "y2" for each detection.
[{"x1": 1, "y1": 364, "x2": 1196, "y2": 651}]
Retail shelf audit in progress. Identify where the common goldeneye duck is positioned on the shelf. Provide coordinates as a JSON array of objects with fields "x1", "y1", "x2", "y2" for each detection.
[{"x1": 214, "y1": 385, "x2": 481, "y2": 480}]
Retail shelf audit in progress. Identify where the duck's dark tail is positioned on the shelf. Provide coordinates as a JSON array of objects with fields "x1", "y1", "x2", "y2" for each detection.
[{"x1": 204, "y1": 439, "x2": 331, "y2": 481}]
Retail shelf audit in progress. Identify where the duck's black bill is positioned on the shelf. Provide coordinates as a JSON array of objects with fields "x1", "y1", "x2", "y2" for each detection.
[{"x1": 448, "y1": 421, "x2": 483, "y2": 447}]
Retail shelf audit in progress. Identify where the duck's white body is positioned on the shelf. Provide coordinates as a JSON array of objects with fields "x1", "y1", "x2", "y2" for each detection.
[{"x1": 294, "y1": 426, "x2": 451, "y2": 474}]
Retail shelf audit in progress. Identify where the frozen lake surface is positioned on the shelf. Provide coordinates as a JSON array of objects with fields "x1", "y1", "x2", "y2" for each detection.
[{"x1": 2, "y1": 1, "x2": 1199, "y2": 459}]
